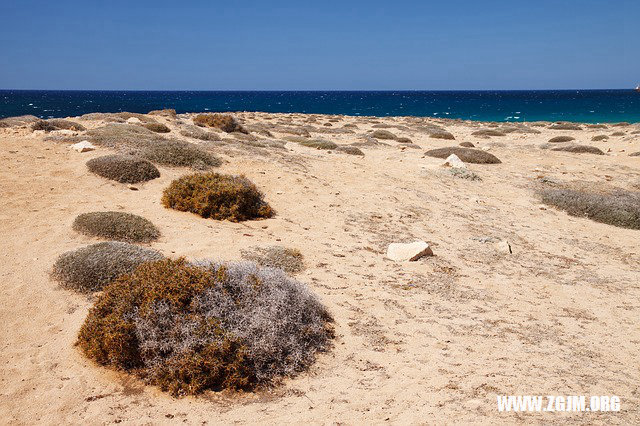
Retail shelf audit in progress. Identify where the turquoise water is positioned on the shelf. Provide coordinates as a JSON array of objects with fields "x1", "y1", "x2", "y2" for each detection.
[{"x1": 1, "y1": 90, "x2": 639, "y2": 123}]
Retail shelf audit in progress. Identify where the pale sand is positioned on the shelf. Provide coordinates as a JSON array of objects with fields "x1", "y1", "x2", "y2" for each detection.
[{"x1": 1, "y1": 113, "x2": 639, "y2": 424}]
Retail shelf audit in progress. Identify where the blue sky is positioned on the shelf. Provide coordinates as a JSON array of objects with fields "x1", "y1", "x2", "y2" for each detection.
[{"x1": 0, "y1": 0, "x2": 637, "y2": 90}]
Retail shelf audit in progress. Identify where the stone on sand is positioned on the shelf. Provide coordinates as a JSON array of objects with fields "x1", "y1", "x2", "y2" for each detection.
[
  {"x1": 126, "y1": 117, "x2": 142, "y2": 124},
  {"x1": 387, "y1": 241, "x2": 434, "y2": 261},
  {"x1": 69, "y1": 141, "x2": 96, "y2": 153},
  {"x1": 496, "y1": 240, "x2": 512, "y2": 254},
  {"x1": 442, "y1": 154, "x2": 466, "y2": 169}
]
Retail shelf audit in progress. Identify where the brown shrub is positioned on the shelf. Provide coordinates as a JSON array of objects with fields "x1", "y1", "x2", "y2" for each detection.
[
  {"x1": 87, "y1": 154, "x2": 160, "y2": 183},
  {"x1": 459, "y1": 141, "x2": 475, "y2": 147},
  {"x1": 586, "y1": 124, "x2": 608, "y2": 129},
  {"x1": 162, "y1": 172, "x2": 273, "y2": 221},
  {"x1": 193, "y1": 113, "x2": 246, "y2": 133},
  {"x1": 51, "y1": 242, "x2": 163, "y2": 293},
  {"x1": 424, "y1": 147, "x2": 502, "y2": 164},
  {"x1": 148, "y1": 109, "x2": 177, "y2": 117},
  {"x1": 591, "y1": 135, "x2": 609, "y2": 142},
  {"x1": 611, "y1": 131, "x2": 625, "y2": 136},
  {"x1": 73, "y1": 211, "x2": 160, "y2": 243},
  {"x1": 472, "y1": 129, "x2": 506, "y2": 137},
  {"x1": 77, "y1": 258, "x2": 333, "y2": 395},
  {"x1": 429, "y1": 131, "x2": 456, "y2": 140},
  {"x1": 179, "y1": 125, "x2": 221, "y2": 141},
  {"x1": 296, "y1": 139, "x2": 337, "y2": 150},
  {"x1": 45, "y1": 119, "x2": 86, "y2": 131},
  {"x1": 549, "y1": 122, "x2": 582, "y2": 131},
  {"x1": 551, "y1": 145, "x2": 605, "y2": 155},
  {"x1": 548, "y1": 136, "x2": 575, "y2": 143},
  {"x1": 629, "y1": 151, "x2": 640, "y2": 157},
  {"x1": 336, "y1": 145, "x2": 365, "y2": 156},
  {"x1": 144, "y1": 123, "x2": 171, "y2": 133},
  {"x1": 31, "y1": 120, "x2": 57, "y2": 132},
  {"x1": 0, "y1": 115, "x2": 39, "y2": 127},
  {"x1": 240, "y1": 246, "x2": 304, "y2": 274},
  {"x1": 538, "y1": 188, "x2": 640, "y2": 229},
  {"x1": 371, "y1": 130, "x2": 396, "y2": 140}
]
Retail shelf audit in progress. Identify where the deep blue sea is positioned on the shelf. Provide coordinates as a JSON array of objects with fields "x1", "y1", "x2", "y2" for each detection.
[{"x1": 1, "y1": 90, "x2": 639, "y2": 123}]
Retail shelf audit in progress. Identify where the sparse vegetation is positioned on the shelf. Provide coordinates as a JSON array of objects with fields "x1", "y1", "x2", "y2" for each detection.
[
  {"x1": 472, "y1": 129, "x2": 506, "y2": 137},
  {"x1": 143, "y1": 123, "x2": 171, "y2": 133},
  {"x1": 0, "y1": 114, "x2": 39, "y2": 127},
  {"x1": 448, "y1": 167, "x2": 481, "y2": 181},
  {"x1": 295, "y1": 139, "x2": 337, "y2": 150},
  {"x1": 335, "y1": 146, "x2": 365, "y2": 156},
  {"x1": 140, "y1": 140, "x2": 221, "y2": 169},
  {"x1": 371, "y1": 130, "x2": 396, "y2": 140},
  {"x1": 162, "y1": 172, "x2": 273, "y2": 221},
  {"x1": 586, "y1": 124, "x2": 608, "y2": 129},
  {"x1": 179, "y1": 125, "x2": 221, "y2": 141},
  {"x1": 84, "y1": 123, "x2": 159, "y2": 149},
  {"x1": 629, "y1": 152, "x2": 640, "y2": 157},
  {"x1": 611, "y1": 131, "x2": 625, "y2": 136},
  {"x1": 548, "y1": 136, "x2": 575, "y2": 143},
  {"x1": 46, "y1": 119, "x2": 86, "y2": 131},
  {"x1": 148, "y1": 109, "x2": 177, "y2": 117},
  {"x1": 76, "y1": 258, "x2": 333, "y2": 395},
  {"x1": 86, "y1": 154, "x2": 160, "y2": 183},
  {"x1": 551, "y1": 145, "x2": 605, "y2": 155},
  {"x1": 193, "y1": 113, "x2": 246, "y2": 133},
  {"x1": 240, "y1": 246, "x2": 305, "y2": 274},
  {"x1": 538, "y1": 187, "x2": 640, "y2": 230},
  {"x1": 31, "y1": 120, "x2": 57, "y2": 132},
  {"x1": 592, "y1": 135, "x2": 609, "y2": 141},
  {"x1": 424, "y1": 147, "x2": 501, "y2": 164},
  {"x1": 73, "y1": 212, "x2": 160, "y2": 243},
  {"x1": 52, "y1": 242, "x2": 163, "y2": 293},
  {"x1": 429, "y1": 131, "x2": 456, "y2": 140},
  {"x1": 459, "y1": 142, "x2": 475, "y2": 147},
  {"x1": 549, "y1": 122, "x2": 582, "y2": 131}
]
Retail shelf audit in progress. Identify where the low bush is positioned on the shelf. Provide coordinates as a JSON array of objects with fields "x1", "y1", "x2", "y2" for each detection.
[
  {"x1": 551, "y1": 145, "x2": 605, "y2": 155},
  {"x1": 459, "y1": 141, "x2": 475, "y2": 147},
  {"x1": 148, "y1": 109, "x2": 177, "y2": 117},
  {"x1": 193, "y1": 113, "x2": 246, "y2": 133},
  {"x1": 472, "y1": 129, "x2": 505, "y2": 137},
  {"x1": 0, "y1": 114, "x2": 39, "y2": 127},
  {"x1": 52, "y1": 242, "x2": 163, "y2": 293},
  {"x1": 396, "y1": 137, "x2": 412, "y2": 143},
  {"x1": 76, "y1": 258, "x2": 333, "y2": 395},
  {"x1": 179, "y1": 125, "x2": 221, "y2": 141},
  {"x1": 144, "y1": 123, "x2": 171, "y2": 133},
  {"x1": 140, "y1": 140, "x2": 221, "y2": 169},
  {"x1": 336, "y1": 145, "x2": 365, "y2": 156},
  {"x1": 87, "y1": 154, "x2": 160, "y2": 183},
  {"x1": 586, "y1": 124, "x2": 608, "y2": 129},
  {"x1": 241, "y1": 246, "x2": 304, "y2": 274},
  {"x1": 548, "y1": 136, "x2": 575, "y2": 143},
  {"x1": 73, "y1": 212, "x2": 160, "y2": 243},
  {"x1": 84, "y1": 123, "x2": 159, "y2": 149},
  {"x1": 162, "y1": 172, "x2": 273, "y2": 221},
  {"x1": 629, "y1": 151, "x2": 640, "y2": 157},
  {"x1": 549, "y1": 122, "x2": 582, "y2": 131},
  {"x1": 538, "y1": 188, "x2": 640, "y2": 229},
  {"x1": 592, "y1": 135, "x2": 609, "y2": 141},
  {"x1": 371, "y1": 130, "x2": 396, "y2": 140},
  {"x1": 424, "y1": 147, "x2": 501, "y2": 164},
  {"x1": 31, "y1": 120, "x2": 57, "y2": 132},
  {"x1": 296, "y1": 139, "x2": 337, "y2": 150},
  {"x1": 429, "y1": 131, "x2": 456, "y2": 140},
  {"x1": 611, "y1": 122, "x2": 630, "y2": 127},
  {"x1": 611, "y1": 131, "x2": 626, "y2": 136}
]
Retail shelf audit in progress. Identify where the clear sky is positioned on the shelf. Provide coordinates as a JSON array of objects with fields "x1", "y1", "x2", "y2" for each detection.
[{"x1": 1, "y1": 0, "x2": 637, "y2": 90}]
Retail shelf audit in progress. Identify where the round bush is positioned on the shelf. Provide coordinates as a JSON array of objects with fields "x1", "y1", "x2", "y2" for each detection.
[
  {"x1": 459, "y1": 141, "x2": 475, "y2": 147},
  {"x1": 162, "y1": 172, "x2": 273, "y2": 221},
  {"x1": 472, "y1": 129, "x2": 506, "y2": 137},
  {"x1": 52, "y1": 242, "x2": 164, "y2": 293},
  {"x1": 424, "y1": 147, "x2": 502, "y2": 164},
  {"x1": 87, "y1": 154, "x2": 160, "y2": 184},
  {"x1": 143, "y1": 123, "x2": 171, "y2": 133},
  {"x1": 371, "y1": 130, "x2": 396, "y2": 140},
  {"x1": 140, "y1": 140, "x2": 221, "y2": 169},
  {"x1": 548, "y1": 136, "x2": 575, "y2": 143},
  {"x1": 429, "y1": 131, "x2": 456, "y2": 140},
  {"x1": 73, "y1": 212, "x2": 160, "y2": 243},
  {"x1": 551, "y1": 145, "x2": 604, "y2": 155},
  {"x1": 77, "y1": 258, "x2": 333, "y2": 396},
  {"x1": 241, "y1": 246, "x2": 305, "y2": 274},
  {"x1": 193, "y1": 113, "x2": 246, "y2": 133}
]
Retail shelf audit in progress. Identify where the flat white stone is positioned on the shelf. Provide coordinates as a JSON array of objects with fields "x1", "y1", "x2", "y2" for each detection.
[
  {"x1": 70, "y1": 140, "x2": 96, "y2": 153},
  {"x1": 442, "y1": 154, "x2": 466, "y2": 169},
  {"x1": 126, "y1": 117, "x2": 141, "y2": 124},
  {"x1": 387, "y1": 241, "x2": 434, "y2": 262}
]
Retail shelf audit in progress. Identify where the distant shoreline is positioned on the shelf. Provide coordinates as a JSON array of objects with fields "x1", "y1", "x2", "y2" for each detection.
[{"x1": 1, "y1": 89, "x2": 639, "y2": 123}]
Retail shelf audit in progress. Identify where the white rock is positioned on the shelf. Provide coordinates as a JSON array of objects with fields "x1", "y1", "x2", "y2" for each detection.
[
  {"x1": 387, "y1": 241, "x2": 434, "y2": 262},
  {"x1": 442, "y1": 154, "x2": 466, "y2": 169},
  {"x1": 70, "y1": 141, "x2": 96, "y2": 153},
  {"x1": 496, "y1": 240, "x2": 512, "y2": 254},
  {"x1": 126, "y1": 117, "x2": 141, "y2": 124},
  {"x1": 481, "y1": 146, "x2": 491, "y2": 151}
]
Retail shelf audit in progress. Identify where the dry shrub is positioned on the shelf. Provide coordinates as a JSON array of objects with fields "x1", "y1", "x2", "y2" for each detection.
[
  {"x1": 148, "y1": 109, "x2": 177, "y2": 117},
  {"x1": 84, "y1": 123, "x2": 159, "y2": 149},
  {"x1": 429, "y1": 131, "x2": 455, "y2": 140},
  {"x1": 73, "y1": 212, "x2": 160, "y2": 243},
  {"x1": 586, "y1": 124, "x2": 608, "y2": 129},
  {"x1": 241, "y1": 246, "x2": 304, "y2": 274},
  {"x1": 87, "y1": 154, "x2": 160, "y2": 183},
  {"x1": 548, "y1": 136, "x2": 575, "y2": 143},
  {"x1": 193, "y1": 113, "x2": 246, "y2": 133},
  {"x1": 611, "y1": 131, "x2": 625, "y2": 136},
  {"x1": 611, "y1": 122, "x2": 630, "y2": 127},
  {"x1": 76, "y1": 258, "x2": 333, "y2": 395},
  {"x1": 472, "y1": 129, "x2": 506, "y2": 137},
  {"x1": 296, "y1": 139, "x2": 337, "y2": 150},
  {"x1": 52, "y1": 242, "x2": 163, "y2": 293},
  {"x1": 179, "y1": 125, "x2": 221, "y2": 141},
  {"x1": 592, "y1": 135, "x2": 609, "y2": 142},
  {"x1": 162, "y1": 172, "x2": 273, "y2": 221},
  {"x1": 459, "y1": 141, "x2": 475, "y2": 147},
  {"x1": 396, "y1": 137, "x2": 412, "y2": 143},
  {"x1": 448, "y1": 167, "x2": 481, "y2": 181},
  {"x1": 424, "y1": 147, "x2": 501, "y2": 164},
  {"x1": 0, "y1": 114, "x2": 39, "y2": 127},
  {"x1": 45, "y1": 119, "x2": 86, "y2": 131},
  {"x1": 273, "y1": 126, "x2": 311, "y2": 138},
  {"x1": 141, "y1": 140, "x2": 221, "y2": 169},
  {"x1": 31, "y1": 120, "x2": 57, "y2": 132},
  {"x1": 371, "y1": 130, "x2": 396, "y2": 140},
  {"x1": 144, "y1": 123, "x2": 171, "y2": 133},
  {"x1": 499, "y1": 125, "x2": 541, "y2": 134},
  {"x1": 549, "y1": 122, "x2": 583, "y2": 131},
  {"x1": 629, "y1": 152, "x2": 640, "y2": 157},
  {"x1": 538, "y1": 188, "x2": 640, "y2": 229},
  {"x1": 551, "y1": 145, "x2": 604, "y2": 155},
  {"x1": 336, "y1": 146, "x2": 365, "y2": 156}
]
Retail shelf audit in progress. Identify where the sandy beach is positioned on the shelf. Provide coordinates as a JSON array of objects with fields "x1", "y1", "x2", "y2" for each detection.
[{"x1": 1, "y1": 112, "x2": 639, "y2": 424}]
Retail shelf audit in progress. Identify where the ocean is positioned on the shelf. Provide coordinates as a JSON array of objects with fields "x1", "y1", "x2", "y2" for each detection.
[{"x1": 1, "y1": 90, "x2": 639, "y2": 123}]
